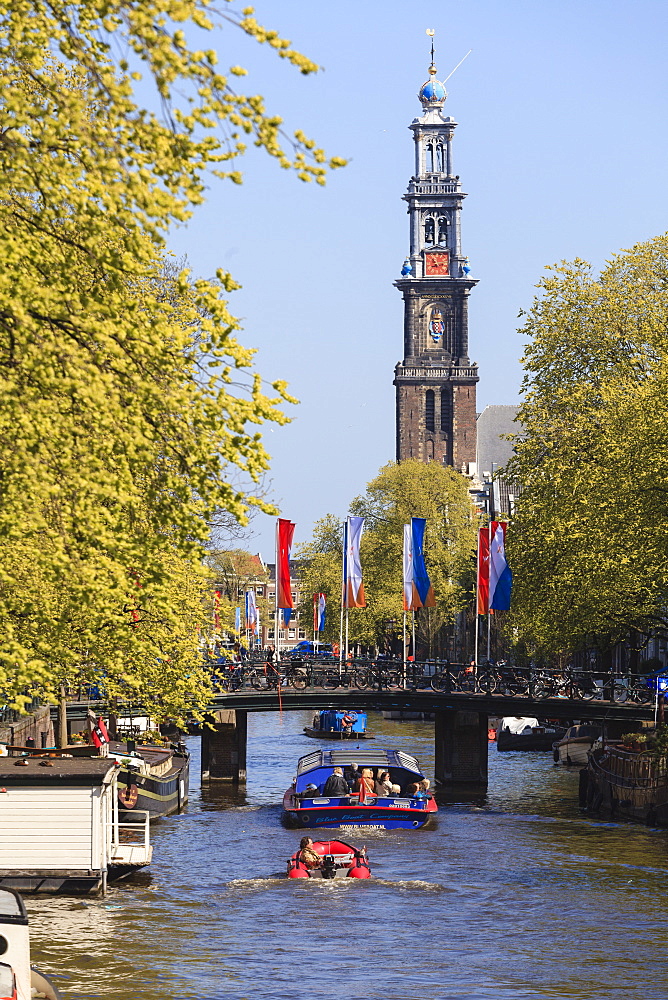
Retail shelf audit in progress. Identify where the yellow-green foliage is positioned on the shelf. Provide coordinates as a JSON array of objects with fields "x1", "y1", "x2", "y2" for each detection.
[
  {"x1": 0, "y1": 3, "x2": 342, "y2": 712},
  {"x1": 508, "y1": 234, "x2": 668, "y2": 656}
]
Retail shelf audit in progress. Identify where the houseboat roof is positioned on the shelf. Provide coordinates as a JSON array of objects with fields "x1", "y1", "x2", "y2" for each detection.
[
  {"x1": 0, "y1": 757, "x2": 118, "y2": 786},
  {"x1": 296, "y1": 748, "x2": 423, "y2": 777}
]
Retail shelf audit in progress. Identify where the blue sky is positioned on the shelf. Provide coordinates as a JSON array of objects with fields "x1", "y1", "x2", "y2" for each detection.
[{"x1": 165, "y1": 1, "x2": 668, "y2": 561}]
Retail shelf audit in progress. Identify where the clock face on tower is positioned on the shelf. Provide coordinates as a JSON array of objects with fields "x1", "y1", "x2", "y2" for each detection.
[{"x1": 425, "y1": 251, "x2": 449, "y2": 276}]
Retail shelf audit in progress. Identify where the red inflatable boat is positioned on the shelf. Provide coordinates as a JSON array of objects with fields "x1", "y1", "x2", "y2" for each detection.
[{"x1": 287, "y1": 839, "x2": 371, "y2": 879}]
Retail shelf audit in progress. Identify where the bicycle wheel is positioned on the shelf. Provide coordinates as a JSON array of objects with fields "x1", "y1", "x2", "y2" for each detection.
[
  {"x1": 322, "y1": 670, "x2": 340, "y2": 690},
  {"x1": 352, "y1": 668, "x2": 371, "y2": 690},
  {"x1": 250, "y1": 670, "x2": 269, "y2": 691},
  {"x1": 575, "y1": 681, "x2": 597, "y2": 701},
  {"x1": 430, "y1": 672, "x2": 449, "y2": 693},
  {"x1": 631, "y1": 683, "x2": 653, "y2": 705},
  {"x1": 385, "y1": 671, "x2": 402, "y2": 690},
  {"x1": 287, "y1": 668, "x2": 308, "y2": 690},
  {"x1": 476, "y1": 672, "x2": 496, "y2": 694},
  {"x1": 613, "y1": 682, "x2": 628, "y2": 704}
]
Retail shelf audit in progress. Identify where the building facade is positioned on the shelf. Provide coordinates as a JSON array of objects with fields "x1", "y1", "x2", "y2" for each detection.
[{"x1": 394, "y1": 54, "x2": 479, "y2": 468}]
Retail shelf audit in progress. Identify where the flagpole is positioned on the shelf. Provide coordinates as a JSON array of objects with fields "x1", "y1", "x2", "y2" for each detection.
[
  {"x1": 474, "y1": 526, "x2": 480, "y2": 669},
  {"x1": 411, "y1": 609, "x2": 416, "y2": 665},
  {"x1": 339, "y1": 519, "x2": 346, "y2": 670},
  {"x1": 274, "y1": 519, "x2": 279, "y2": 657},
  {"x1": 486, "y1": 517, "x2": 492, "y2": 664},
  {"x1": 403, "y1": 610, "x2": 407, "y2": 687}
]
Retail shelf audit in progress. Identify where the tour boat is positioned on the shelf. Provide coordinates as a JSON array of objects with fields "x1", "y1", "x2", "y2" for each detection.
[
  {"x1": 303, "y1": 709, "x2": 374, "y2": 740},
  {"x1": 286, "y1": 839, "x2": 371, "y2": 879},
  {"x1": 496, "y1": 717, "x2": 567, "y2": 751},
  {"x1": 552, "y1": 724, "x2": 601, "y2": 766},
  {"x1": 282, "y1": 748, "x2": 438, "y2": 830}
]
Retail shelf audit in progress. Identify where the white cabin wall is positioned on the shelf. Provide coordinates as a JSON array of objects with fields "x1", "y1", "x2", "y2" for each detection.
[{"x1": 0, "y1": 786, "x2": 97, "y2": 869}]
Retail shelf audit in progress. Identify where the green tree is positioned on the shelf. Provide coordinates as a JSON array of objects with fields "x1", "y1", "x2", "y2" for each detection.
[
  {"x1": 508, "y1": 233, "x2": 668, "y2": 660},
  {"x1": 0, "y1": 3, "x2": 343, "y2": 711},
  {"x1": 297, "y1": 462, "x2": 477, "y2": 655}
]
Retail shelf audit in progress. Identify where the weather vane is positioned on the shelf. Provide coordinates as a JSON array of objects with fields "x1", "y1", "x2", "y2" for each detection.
[
  {"x1": 426, "y1": 28, "x2": 436, "y2": 71},
  {"x1": 426, "y1": 27, "x2": 472, "y2": 86}
]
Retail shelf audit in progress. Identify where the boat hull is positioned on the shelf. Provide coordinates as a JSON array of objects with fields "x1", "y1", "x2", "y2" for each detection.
[
  {"x1": 282, "y1": 791, "x2": 436, "y2": 830},
  {"x1": 117, "y1": 752, "x2": 189, "y2": 820},
  {"x1": 581, "y1": 745, "x2": 668, "y2": 826},
  {"x1": 497, "y1": 728, "x2": 566, "y2": 751},
  {"x1": 303, "y1": 728, "x2": 374, "y2": 740},
  {"x1": 553, "y1": 738, "x2": 597, "y2": 766}
]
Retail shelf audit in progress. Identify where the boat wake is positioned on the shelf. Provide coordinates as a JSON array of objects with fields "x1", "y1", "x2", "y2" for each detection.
[{"x1": 222, "y1": 876, "x2": 448, "y2": 893}]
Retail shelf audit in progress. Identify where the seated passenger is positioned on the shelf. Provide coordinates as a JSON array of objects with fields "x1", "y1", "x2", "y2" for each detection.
[
  {"x1": 356, "y1": 768, "x2": 375, "y2": 801},
  {"x1": 298, "y1": 837, "x2": 322, "y2": 869},
  {"x1": 405, "y1": 782, "x2": 420, "y2": 797},
  {"x1": 323, "y1": 767, "x2": 349, "y2": 797},
  {"x1": 390, "y1": 783, "x2": 401, "y2": 795},
  {"x1": 344, "y1": 762, "x2": 362, "y2": 791},
  {"x1": 374, "y1": 770, "x2": 392, "y2": 796},
  {"x1": 300, "y1": 782, "x2": 320, "y2": 799},
  {"x1": 415, "y1": 778, "x2": 431, "y2": 800}
]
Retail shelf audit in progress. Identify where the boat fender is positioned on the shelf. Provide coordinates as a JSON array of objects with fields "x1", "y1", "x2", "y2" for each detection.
[
  {"x1": 287, "y1": 859, "x2": 309, "y2": 879},
  {"x1": 553, "y1": 748, "x2": 559, "y2": 763},
  {"x1": 347, "y1": 850, "x2": 371, "y2": 879}
]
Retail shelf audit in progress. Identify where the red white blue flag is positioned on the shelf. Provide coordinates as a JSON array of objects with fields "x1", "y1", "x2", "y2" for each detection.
[
  {"x1": 314, "y1": 593, "x2": 326, "y2": 632},
  {"x1": 343, "y1": 516, "x2": 366, "y2": 609},
  {"x1": 489, "y1": 521, "x2": 512, "y2": 610},
  {"x1": 403, "y1": 518, "x2": 436, "y2": 610},
  {"x1": 276, "y1": 518, "x2": 295, "y2": 610}
]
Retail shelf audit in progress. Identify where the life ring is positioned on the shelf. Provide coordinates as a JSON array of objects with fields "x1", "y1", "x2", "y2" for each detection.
[
  {"x1": 119, "y1": 783, "x2": 138, "y2": 808},
  {"x1": 342, "y1": 713, "x2": 357, "y2": 726}
]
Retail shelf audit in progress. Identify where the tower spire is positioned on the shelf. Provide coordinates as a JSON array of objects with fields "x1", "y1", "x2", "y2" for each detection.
[{"x1": 426, "y1": 27, "x2": 436, "y2": 75}]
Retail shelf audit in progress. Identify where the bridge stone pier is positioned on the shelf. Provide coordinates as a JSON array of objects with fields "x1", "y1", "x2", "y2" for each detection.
[
  {"x1": 201, "y1": 709, "x2": 247, "y2": 783},
  {"x1": 434, "y1": 709, "x2": 488, "y2": 796}
]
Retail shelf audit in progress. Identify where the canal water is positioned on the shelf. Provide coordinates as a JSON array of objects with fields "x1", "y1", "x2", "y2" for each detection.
[{"x1": 26, "y1": 711, "x2": 668, "y2": 1000}]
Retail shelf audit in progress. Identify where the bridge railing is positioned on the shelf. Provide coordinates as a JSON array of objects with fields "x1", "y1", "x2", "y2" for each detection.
[{"x1": 208, "y1": 659, "x2": 658, "y2": 706}]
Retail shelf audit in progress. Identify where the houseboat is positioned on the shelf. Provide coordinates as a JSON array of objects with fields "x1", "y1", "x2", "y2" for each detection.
[
  {"x1": 107, "y1": 739, "x2": 190, "y2": 819},
  {"x1": 581, "y1": 742, "x2": 668, "y2": 826},
  {"x1": 0, "y1": 754, "x2": 152, "y2": 894},
  {"x1": 0, "y1": 887, "x2": 62, "y2": 998},
  {"x1": 497, "y1": 717, "x2": 567, "y2": 751},
  {"x1": 282, "y1": 748, "x2": 437, "y2": 830},
  {"x1": 304, "y1": 710, "x2": 373, "y2": 740}
]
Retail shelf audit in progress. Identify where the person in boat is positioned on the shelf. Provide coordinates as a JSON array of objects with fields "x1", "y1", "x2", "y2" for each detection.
[
  {"x1": 298, "y1": 837, "x2": 322, "y2": 870},
  {"x1": 323, "y1": 767, "x2": 349, "y2": 797},
  {"x1": 299, "y1": 783, "x2": 320, "y2": 800},
  {"x1": 415, "y1": 779, "x2": 431, "y2": 800},
  {"x1": 374, "y1": 770, "x2": 392, "y2": 796},
  {"x1": 356, "y1": 768, "x2": 375, "y2": 800},
  {"x1": 341, "y1": 712, "x2": 356, "y2": 736},
  {"x1": 344, "y1": 762, "x2": 362, "y2": 791}
]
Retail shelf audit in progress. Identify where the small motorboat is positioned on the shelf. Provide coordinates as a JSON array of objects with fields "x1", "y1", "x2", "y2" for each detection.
[
  {"x1": 496, "y1": 716, "x2": 567, "y2": 751},
  {"x1": 282, "y1": 747, "x2": 438, "y2": 830},
  {"x1": 553, "y1": 724, "x2": 601, "y2": 766},
  {"x1": 304, "y1": 709, "x2": 374, "y2": 740},
  {"x1": 287, "y1": 839, "x2": 371, "y2": 879}
]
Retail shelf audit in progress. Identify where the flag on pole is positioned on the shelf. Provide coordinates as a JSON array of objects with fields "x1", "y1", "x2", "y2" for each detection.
[
  {"x1": 477, "y1": 527, "x2": 490, "y2": 615},
  {"x1": 314, "y1": 593, "x2": 326, "y2": 632},
  {"x1": 343, "y1": 516, "x2": 366, "y2": 608},
  {"x1": 411, "y1": 517, "x2": 435, "y2": 608},
  {"x1": 234, "y1": 606, "x2": 241, "y2": 634},
  {"x1": 245, "y1": 590, "x2": 257, "y2": 633},
  {"x1": 276, "y1": 518, "x2": 295, "y2": 609},
  {"x1": 489, "y1": 521, "x2": 512, "y2": 611},
  {"x1": 282, "y1": 608, "x2": 292, "y2": 626},
  {"x1": 404, "y1": 519, "x2": 436, "y2": 609}
]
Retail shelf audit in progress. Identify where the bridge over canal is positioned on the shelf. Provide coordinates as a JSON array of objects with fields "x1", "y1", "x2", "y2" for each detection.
[{"x1": 59, "y1": 671, "x2": 657, "y2": 795}]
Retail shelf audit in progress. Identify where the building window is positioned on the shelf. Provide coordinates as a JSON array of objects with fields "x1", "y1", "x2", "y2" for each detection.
[
  {"x1": 288, "y1": 629, "x2": 296, "y2": 639},
  {"x1": 436, "y1": 144, "x2": 445, "y2": 172},
  {"x1": 298, "y1": 629, "x2": 306, "y2": 639},
  {"x1": 278, "y1": 630, "x2": 285, "y2": 640},
  {"x1": 440, "y1": 386, "x2": 452, "y2": 431},
  {"x1": 256, "y1": 587, "x2": 264, "y2": 596},
  {"x1": 268, "y1": 629, "x2": 275, "y2": 639},
  {"x1": 425, "y1": 389, "x2": 435, "y2": 432},
  {"x1": 438, "y1": 216, "x2": 447, "y2": 244},
  {"x1": 268, "y1": 591, "x2": 275, "y2": 600},
  {"x1": 424, "y1": 217, "x2": 435, "y2": 244}
]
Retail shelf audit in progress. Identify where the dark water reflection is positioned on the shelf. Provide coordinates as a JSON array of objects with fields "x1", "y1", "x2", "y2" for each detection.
[{"x1": 26, "y1": 711, "x2": 668, "y2": 1000}]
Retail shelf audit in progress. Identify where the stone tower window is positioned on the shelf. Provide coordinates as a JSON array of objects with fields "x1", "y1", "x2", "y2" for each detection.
[
  {"x1": 440, "y1": 386, "x2": 452, "y2": 431},
  {"x1": 436, "y1": 144, "x2": 445, "y2": 172},
  {"x1": 424, "y1": 217, "x2": 435, "y2": 244},
  {"x1": 425, "y1": 142, "x2": 434, "y2": 172},
  {"x1": 425, "y1": 389, "x2": 435, "y2": 432},
  {"x1": 438, "y1": 216, "x2": 448, "y2": 244}
]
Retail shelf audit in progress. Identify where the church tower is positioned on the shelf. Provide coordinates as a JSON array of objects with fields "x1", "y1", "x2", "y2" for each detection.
[{"x1": 394, "y1": 44, "x2": 479, "y2": 468}]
